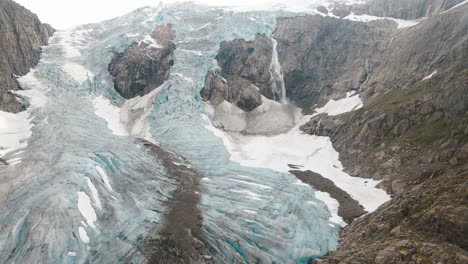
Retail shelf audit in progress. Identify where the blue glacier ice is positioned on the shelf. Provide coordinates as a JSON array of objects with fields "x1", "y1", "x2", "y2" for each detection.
[{"x1": 0, "y1": 3, "x2": 340, "y2": 263}]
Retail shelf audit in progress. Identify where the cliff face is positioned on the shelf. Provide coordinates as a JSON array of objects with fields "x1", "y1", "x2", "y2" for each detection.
[
  {"x1": 0, "y1": 0, "x2": 54, "y2": 112},
  {"x1": 201, "y1": 35, "x2": 273, "y2": 112},
  {"x1": 199, "y1": 3, "x2": 468, "y2": 263},
  {"x1": 301, "y1": 5, "x2": 468, "y2": 264},
  {"x1": 109, "y1": 24, "x2": 175, "y2": 99},
  {"x1": 353, "y1": 0, "x2": 465, "y2": 20},
  {"x1": 273, "y1": 16, "x2": 395, "y2": 112}
]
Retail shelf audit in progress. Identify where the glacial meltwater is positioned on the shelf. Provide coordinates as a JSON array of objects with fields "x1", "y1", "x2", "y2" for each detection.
[{"x1": 0, "y1": 3, "x2": 342, "y2": 263}]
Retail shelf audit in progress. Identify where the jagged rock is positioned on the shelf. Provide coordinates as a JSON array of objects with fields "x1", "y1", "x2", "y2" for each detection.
[
  {"x1": 308, "y1": 5, "x2": 468, "y2": 263},
  {"x1": 201, "y1": 34, "x2": 271, "y2": 112},
  {"x1": 0, "y1": 0, "x2": 54, "y2": 112},
  {"x1": 273, "y1": 15, "x2": 395, "y2": 112},
  {"x1": 109, "y1": 24, "x2": 175, "y2": 99},
  {"x1": 216, "y1": 34, "x2": 274, "y2": 99}
]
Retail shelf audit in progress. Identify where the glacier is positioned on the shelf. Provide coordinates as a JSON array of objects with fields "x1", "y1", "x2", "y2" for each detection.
[{"x1": 0, "y1": 2, "x2": 390, "y2": 263}]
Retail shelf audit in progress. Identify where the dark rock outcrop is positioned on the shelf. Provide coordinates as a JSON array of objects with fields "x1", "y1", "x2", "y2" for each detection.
[
  {"x1": 301, "y1": 6, "x2": 468, "y2": 263},
  {"x1": 0, "y1": 0, "x2": 54, "y2": 112},
  {"x1": 290, "y1": 170, "x2": 366, "y2": 224},
  {"x1": 109, "y1": 24, "x2": 175, "y2": 99},
  {"x1": 201, "y1": 34, "x2": 273, "y2": 112}
]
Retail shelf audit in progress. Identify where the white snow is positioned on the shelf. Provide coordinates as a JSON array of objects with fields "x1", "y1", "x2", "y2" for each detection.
[
  {"x1": 120, "y1": 86, "x2": 163, "y2": 140},
  {"x1": 67, "y1": 252, "x2": 77, "y2": 257},
  {"x1": 77, "y1": 192, "x2": 97, "y2": 228},
  {"x1": 86, "y1": 178, "x2": 102, "y2": 209},
  {"x1": 0, "y1": 111, "x2": 33, "y2": 158},
  {"x1": 0, "y1": 70, "x2": 49, "y2": 161},
  {"x1": 315, "y1": 191, "x2": 346, "y2": 227},
  {"x1": 423, "y1": 70, "x2": 437, "y2": 80},
  {"x1": 443, "y1": 0, "x2": 468, "y2": 13},
  {"x1": 203, "y1": 99, "x2": 391, "y2": 214},
  {"x1": 95, "y1": 166, "x2": 113, "y2": 191},
  {"x1": 93, "y1": 95, "x2": 129, "y2": 136},
  {"x1": 312, "y1": 91, "x2": 363, "y2": 116},
  {"x1": 344, "y1": 12, "x2": 420, "y2": 29},
  {"x1": 16, "y1": 70, "x2": 48, "y2": 108},
  {"x1": 78, "y1": 226, "x2": 90, "y2": 244},
  {"x1": 138, "y1": 34, "x2": 162, "y2": 49}
]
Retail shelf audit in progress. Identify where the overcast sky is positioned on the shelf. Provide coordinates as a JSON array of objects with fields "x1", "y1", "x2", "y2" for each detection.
[{"x1": 14, "y1": 0, "x2": 321, "y2": 29}]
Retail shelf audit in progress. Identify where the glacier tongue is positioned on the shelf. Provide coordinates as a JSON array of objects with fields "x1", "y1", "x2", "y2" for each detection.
[{"x1": 0, "y1": 3, "x2": 345, "y2": 264}]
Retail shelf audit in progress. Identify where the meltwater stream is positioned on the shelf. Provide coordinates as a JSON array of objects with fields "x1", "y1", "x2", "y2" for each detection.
[{"x1": 0, "y1": 3, "x2": 340, "y2": 263}]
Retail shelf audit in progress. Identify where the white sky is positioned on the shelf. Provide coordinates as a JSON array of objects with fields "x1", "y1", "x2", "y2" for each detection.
[{"x1": 14, "y1": 0, "x2": 328, "y2": 29}]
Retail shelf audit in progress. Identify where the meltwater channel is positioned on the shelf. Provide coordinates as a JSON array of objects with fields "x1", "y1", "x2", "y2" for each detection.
[{"x1": 0, "y1": 3, "x2": 341, "y2": 263}]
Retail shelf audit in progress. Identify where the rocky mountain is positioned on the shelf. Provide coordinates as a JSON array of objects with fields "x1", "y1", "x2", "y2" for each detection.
[
  {"x1": 108, "y1": 24, "x2": 175, "y2": 99},
  {"x1": 201, "y1": 35, "x2": 274, "y2": 112},
  {"x1": 197, "y1": 2, "x2": 467, "y2": 263},
  {"x1": 301, "y1": 5, "x2": 468, "y2": 264},
  {"x1": 0, "y1": 0, "x2": 54, "y2": 112}
]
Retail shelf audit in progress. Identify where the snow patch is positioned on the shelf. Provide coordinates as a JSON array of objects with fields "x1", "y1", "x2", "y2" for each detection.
[
  {"x1": 86, "y1": 178, "x2": 102, "y2": 209},
  {"x1": 203, "y1": 110, "x2": 390, "y2": 213},
  {"x1": 77, "y1": 192, "x2": 97, "y2": 228},
  {"x1": 95, "y1": 166, "x2": 113, "y2": 191},
  {"x1": 78, "y1": 226, "x2": 90, "y2": 244},
  {"x1": 120, "y1": 86, "x2": 163, "y2": 140},
  {"x1": 0, "y1": 111, "x2": 33, "y2": 158},
  {"x1": 313, "y1": 91, "x2": 363, "y2": 116},
  {"x1": 67, "y1": 252, "x2": 77, "y2": 257},
  {"x1": 423, "y1": 70, "x2": 437, "y2": 81},
  {"x1": 344, "y1": 12, "x2": 420, "y2": 29},
  {"x1": 443, "y1": 0, "x2": 468, "y2": 13},
  {"x1": 93, "y1": 95, "x2": 129, "y2": 136},
  {"x1": 315, "y1": 191, "x2": 346, "y2": 227}
]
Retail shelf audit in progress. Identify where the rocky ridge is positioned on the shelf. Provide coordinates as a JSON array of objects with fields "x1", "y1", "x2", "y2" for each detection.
[
  {"x1": 0, "y1": 0, "x2": 54, "y2": 112},
  {"x1": 301, "y1": 5, "x2": 468, "y2": 264},
  {"x1": 201, "y1": 35, "x2": 274, "y2": 112},
  {"x1": 199, "y1": 2, "x2": 467, "y2": 263},
  {"x1": 108, "y1": 24, "x2": 176, "y2": 99}
]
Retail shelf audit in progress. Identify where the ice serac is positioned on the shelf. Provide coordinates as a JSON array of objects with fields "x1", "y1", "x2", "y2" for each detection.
[
  {"x1": 0, "y1": 0, "x2": 54, "y2": 112},
  {"x1": 108, "y1": 24, "x2": 175, "y2": 99}
]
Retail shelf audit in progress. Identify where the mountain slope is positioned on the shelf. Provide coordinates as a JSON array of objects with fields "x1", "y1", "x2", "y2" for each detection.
[{"x1": 0, "y1": 0, "x2": 54, "y2": 112}]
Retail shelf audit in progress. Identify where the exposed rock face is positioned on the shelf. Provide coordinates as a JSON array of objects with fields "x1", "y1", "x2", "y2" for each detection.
[
  {"x1": 108, "y1": 24, "x2": 175, "y2": 99},
  {"x1": 301, "y1": 6, "x2": 468, "y2": 263},
  {"x1": 273, "y1": 16, "x2": 395, "y2": 112},
  {"x1": 0, "y1": 0, "x2": 54, "y2": 112},
  {"x1": 201, "y1": 34, "x2": 274, "y2": 112},
  {"x1": 353, "y1": 0, "x2": 465, "y2": 20}
]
